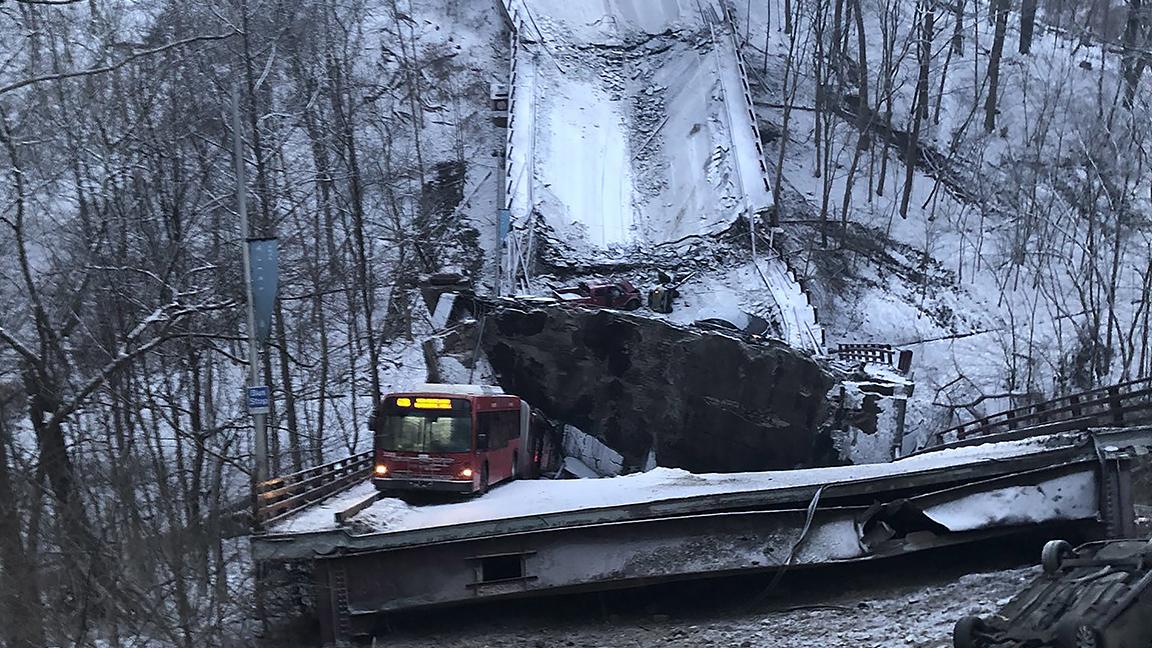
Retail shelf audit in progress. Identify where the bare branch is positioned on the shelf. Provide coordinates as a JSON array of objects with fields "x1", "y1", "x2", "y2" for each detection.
[
  {"x1": 0, "y1": 325, "x2": 40, "y2": 366},
  {"x1": 0, "y1": 32, "x2": 237, "y2": 97},
  {"x1": 47, "y1": 300, "x2": 236, "y2": 427}
]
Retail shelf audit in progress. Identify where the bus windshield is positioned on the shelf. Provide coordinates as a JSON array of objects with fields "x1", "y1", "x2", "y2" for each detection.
[{"x1": 378, "y1": 413, "x2": 473, "y2": 453}]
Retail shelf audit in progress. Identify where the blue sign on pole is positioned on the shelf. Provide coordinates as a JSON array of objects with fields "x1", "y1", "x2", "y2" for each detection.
[
  {"x1": 498, "y1": 208, "x2": 511, "y2": 242},
  {"x1": 247, "y1": 385, "x2": 270, "y2": 414},
  {"x1": 248, "y1": 237, "x2": 279, "y2": 345}
]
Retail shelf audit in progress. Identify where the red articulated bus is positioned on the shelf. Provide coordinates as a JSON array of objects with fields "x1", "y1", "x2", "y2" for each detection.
[{"x1": 369, "y1": 384, "x2": 557, "y2": 495}]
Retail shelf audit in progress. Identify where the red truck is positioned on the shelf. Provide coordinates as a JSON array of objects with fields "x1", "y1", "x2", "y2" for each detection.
[{"x1": 552, "y1": 280, "x2": 642, "y2": 311}]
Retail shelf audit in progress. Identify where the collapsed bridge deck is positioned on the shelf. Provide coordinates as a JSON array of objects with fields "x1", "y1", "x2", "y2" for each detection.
[
  {"x1": 252, "y1": 427, "x2": 1150, "y2": 645},
  {"x1": 263, "y1": 432, "x2": 1109, "y2": 543}
]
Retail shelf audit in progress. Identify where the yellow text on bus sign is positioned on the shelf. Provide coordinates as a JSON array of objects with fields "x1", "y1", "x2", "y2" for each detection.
[
  {"x1": 413, "y1": 397, "x2": 452, "y2": 410},
  {"x1": 395, "y1": 397, "x2": 412, "y2": 407}
]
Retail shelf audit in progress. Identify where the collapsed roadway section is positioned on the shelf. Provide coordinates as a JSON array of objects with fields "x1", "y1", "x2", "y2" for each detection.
[
  {"x1": 251, "y1": 426, "x2": 1150, "y2": 645},
  {"x1": 497, "y1": 0, "x2": 822, "y2": 352}
]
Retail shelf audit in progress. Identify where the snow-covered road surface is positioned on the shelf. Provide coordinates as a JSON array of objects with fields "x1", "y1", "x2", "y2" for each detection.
[{"x1": 267, "y1": 433, "x2": 1080, "y2": 536}]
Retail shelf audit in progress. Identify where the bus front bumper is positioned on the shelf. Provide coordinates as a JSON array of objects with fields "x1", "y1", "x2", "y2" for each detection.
[{"x1": 372, "y1": 476, "x2": 475, "y2": 494}]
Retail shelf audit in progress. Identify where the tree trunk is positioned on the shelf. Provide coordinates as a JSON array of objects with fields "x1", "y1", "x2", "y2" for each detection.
[
  {"x1": 840, "y1": 0, "x2": 870, "y2": 234},
  {"x1": 985, "y1": 0, "x2": 1011, "y2": 133},
  {"x1": 772, "y1": 13, "x2": 801, "y2": 226},
  {"x1": 0, "y1": 397, "x2": 47, "y2": 648},
  {"x1": 900, "y1": 0, "x2": 933, "y2": 218},
  {"x1": 952, "y1": 0, "x2": 965, "y2": 55},
  {"x1": 274, "y1": 302, "x2": 303, "y2": 472},
  {"x1": 329, "y1": 49, "x2": 383, "y2": 407},
  {"x1": 1019, "y1": 0, "x2": 1038, "y2": 53},
  {"x1": 1122, "y1": 0, "x2": 1146, "y2": 107}
]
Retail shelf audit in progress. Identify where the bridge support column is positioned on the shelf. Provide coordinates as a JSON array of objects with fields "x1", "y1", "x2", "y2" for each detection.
[
  {"x1": 1098, "y1": 457, "x2": 1135, "y2": 539},
  {"x1": 315, "y1": 560, "x2": 353, "y2": 647}
]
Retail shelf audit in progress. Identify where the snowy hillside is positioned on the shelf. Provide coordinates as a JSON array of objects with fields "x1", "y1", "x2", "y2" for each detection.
[
  {"x1": 2, "y1": 0, "x2": 1152, "y2": 644},
  {"x1": 729, "y1": 0, "x2": 1152, "y2": 439}
]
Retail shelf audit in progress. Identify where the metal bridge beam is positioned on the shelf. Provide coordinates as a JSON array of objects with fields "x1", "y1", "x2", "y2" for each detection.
[{"x1": 311, "y1": 462, "x2": 1108, "y2": 645}]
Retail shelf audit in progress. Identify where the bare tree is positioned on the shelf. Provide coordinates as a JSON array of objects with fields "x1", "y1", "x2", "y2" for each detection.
[{"x1": 985, "y1": 0, "x2": 1011, "y2": 132}]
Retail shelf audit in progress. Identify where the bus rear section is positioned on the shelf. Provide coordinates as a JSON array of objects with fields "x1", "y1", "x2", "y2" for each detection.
[{"x1": 371, "y1": 389, "x2": 525, "y2": 495}]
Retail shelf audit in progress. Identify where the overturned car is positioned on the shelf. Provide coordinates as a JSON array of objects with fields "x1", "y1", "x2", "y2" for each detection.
[{"x1": 954, "y1": 538, "x2": 1152, "y2": 648}]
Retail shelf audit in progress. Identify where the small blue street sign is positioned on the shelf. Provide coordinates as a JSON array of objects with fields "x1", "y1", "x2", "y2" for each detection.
[{"x1": 247, "y1": 385, "x2": 270, "y2": 414}]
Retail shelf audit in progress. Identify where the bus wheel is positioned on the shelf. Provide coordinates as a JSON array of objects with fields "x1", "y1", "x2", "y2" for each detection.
[{"x1": 478, "y1": 463, "x2": 489, "y2": 495}]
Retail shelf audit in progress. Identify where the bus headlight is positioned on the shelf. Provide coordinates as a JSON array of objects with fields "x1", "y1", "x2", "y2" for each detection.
[
  {"x1": 459, "y1": 467, "x2": 474, "y2": 479},
  {"x1": 374, "y1": 464, "x2": 388, "y2": 476}
]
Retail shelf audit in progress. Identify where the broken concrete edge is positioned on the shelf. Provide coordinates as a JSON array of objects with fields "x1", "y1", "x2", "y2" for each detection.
[
  {"x1": 322, "y1": 476, "x2": 1103, "y2": 629},
  {"x1": 334, "y1": 524, "x2": 1085, "y2": 629},
  {"x1": 471, "y1": 298, "x2": 836, "y2": 471},
  {"x1": 249, "y1": 427, "x2": 1149, "y2": 562},
  {"x1": 470, "y1": 295, "x2": 799, "y2": 345},
  {"x1": 455, "y1": 294, "x2": 922, "y2": 469}
]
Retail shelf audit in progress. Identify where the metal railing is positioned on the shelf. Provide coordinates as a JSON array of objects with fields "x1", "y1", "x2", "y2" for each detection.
[
  {"x1": 834, "y1": 343, "x2": 913, "y2": 372},
  {"x1": 925, "y1": 377, "x2": 1152, "y2": 449},
  {"x1": 255, "y1": 451, "x2": 373, "y2": 526}
]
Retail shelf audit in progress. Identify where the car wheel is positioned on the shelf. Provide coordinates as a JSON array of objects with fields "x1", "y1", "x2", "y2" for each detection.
[
  {"x1": 1042, "y1": 539, "x2": 1074, "y2": 575},
  {"x1": 1055, "y1": 618, "x2": 1105, "y2": 648},
  {"x1": 952, "y1": 615, "x2": 986, "y2": 648},
  {"x1": 623, "y1": 297, "x2": 641, "y2": 311}
]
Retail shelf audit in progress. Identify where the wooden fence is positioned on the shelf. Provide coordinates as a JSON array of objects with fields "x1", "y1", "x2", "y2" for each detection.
[
  {"x1": 926, "y1": 377, "x2": 1152, "y2": 448},
  {"x1": 255, "y1": 451, "x2": 373, "y2": 525}
]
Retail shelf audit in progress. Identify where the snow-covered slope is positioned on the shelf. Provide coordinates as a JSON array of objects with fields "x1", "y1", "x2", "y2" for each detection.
[
  {"x1": 730, "y1": 1, "x2": 1152, "y2": 442},
  {"x1": 498, "y1": 0, "x2": 822, "y2": 352},
  {"x1": 503, "y1": 0, "x2": 771, "y2": 253}
]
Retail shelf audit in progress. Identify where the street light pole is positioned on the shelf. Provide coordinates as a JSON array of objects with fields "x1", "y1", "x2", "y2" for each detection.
[{"x1": 233, "y1": 82, "x2": 268, "y2": 486}]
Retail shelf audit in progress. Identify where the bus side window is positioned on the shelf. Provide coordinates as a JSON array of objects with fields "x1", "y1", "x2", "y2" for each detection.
[
  {"x1": 502, "y1": 411, "x2": 520, "y2": 448},
  {"x1": 478, "y1": 411, "x2": 518, "y2": 450},
  {"x1": 476, "y1": 413, "x2": 490, "y2": 450}
]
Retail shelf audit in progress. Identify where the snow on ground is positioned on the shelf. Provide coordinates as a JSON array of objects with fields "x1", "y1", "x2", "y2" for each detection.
[
  {"x1": 268, "y1": 432, "x2": 1080, "y2": 535},
  {"x1": 535, "y1": 73, "x2": 636, "y2": 247},
  {"x1": 665, "y1": 255, "x2": 822, "y2": 350},
  {"x1": 508, "y1": 0, "x2": 769, "y2": 252},
  {"x1": 727, "y1": 0, "x2": 1152, "y2": 442}
]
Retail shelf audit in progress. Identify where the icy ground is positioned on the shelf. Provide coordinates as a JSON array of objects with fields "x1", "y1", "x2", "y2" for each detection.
[{"x1": 379, "y1": 563, "x2": 1040, "y2": 648}]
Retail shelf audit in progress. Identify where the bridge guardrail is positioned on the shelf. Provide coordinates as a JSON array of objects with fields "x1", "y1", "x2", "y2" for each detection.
[
  {"x1": 834, "y1": 343, "x2": 913, "y2": 372},
  {"x1": 925, "y1": 377, "x2": 1152, "y2": 449},
  {"x1": 255, "y1": 450, "x2": 373, "y2": 525}
]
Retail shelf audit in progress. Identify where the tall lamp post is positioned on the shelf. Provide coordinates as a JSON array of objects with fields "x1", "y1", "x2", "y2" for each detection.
[{"x1": 232, "y1": 84, "x2": 278, "y2": 504}]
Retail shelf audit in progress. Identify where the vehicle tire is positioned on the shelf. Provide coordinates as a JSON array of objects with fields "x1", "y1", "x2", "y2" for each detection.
[
  {"x1": 1042, "y1": 539, "x2": 1074, "y2": 575},
  {"x1": 1055, "y1": 618, "x2": 1105, "y2": 648},
  {"x1": 478, "y1": 463, "x2": 489, "y2": 495},
  {"x1": 623, "y1": 297, "x2": 641, "y2": 311},
  {"x1": 952, "y1": 615, "x2": 986, "y2": 648}
]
